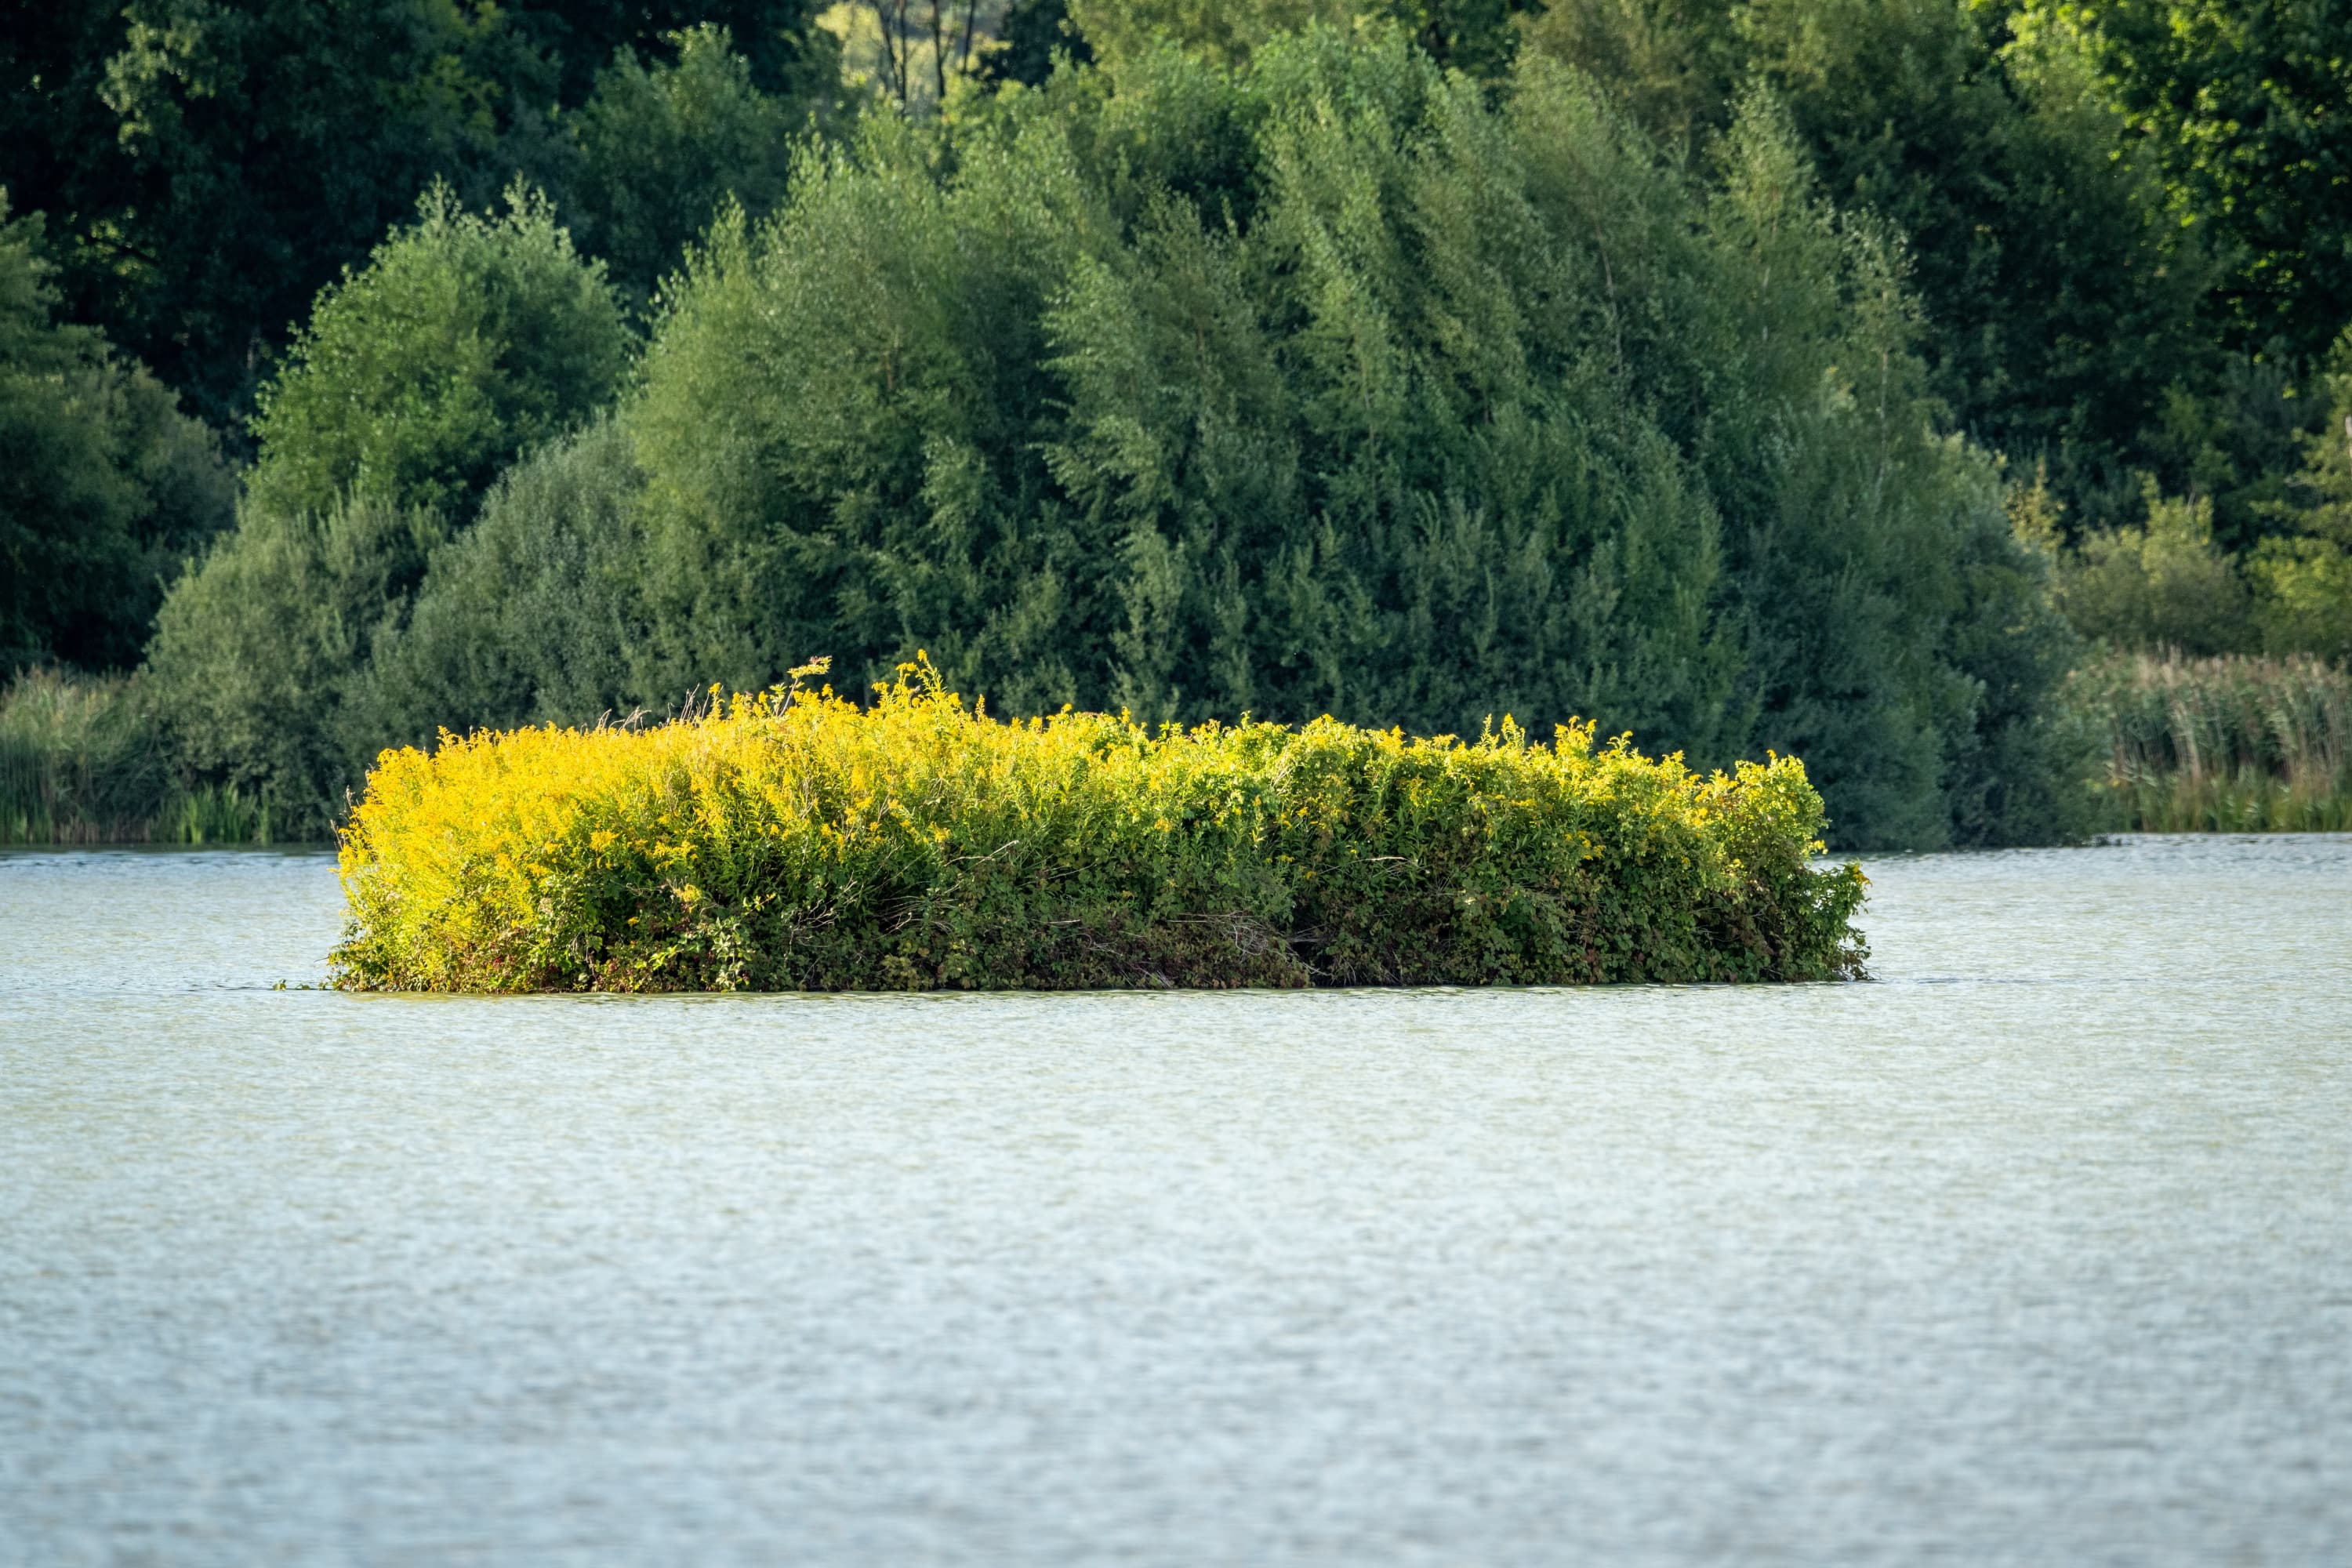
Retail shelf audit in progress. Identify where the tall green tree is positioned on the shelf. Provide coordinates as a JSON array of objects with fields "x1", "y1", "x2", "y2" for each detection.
[
  {"x1": 1065, "y1": 0, "x2": 1529, "y2": 72},
  {"x1": 147, "y1": 492, "x2": 449, "y2": 830},
  {"x1": 1, "y1": 194, "x2": 234, "y2": 673},
  {"x1": 244, "y1": 184, "x2": 632, "y2": 522},
  {"x1": 147, "y1": 185, "x2": 628, "y2": 824},
  {"x1": 354, "y1": 419, "x2": 660, "y2": 746},
  {"x1": 2012, "y1": 0, "x2": 2352, "y2": 361},
  {"x1": 88, "y1": 0, "x2": 554, "y2": 424},
  {"x1": 2245, "y1": 335, "x2": 2352, "y2": 661},
  {"x1": 1523, "y1": 0, "x2": 2212, "y2": 535},
  {"x1": 1515, "y1": 0, "x2": 1744, "y2": 148},
  {"x1": 1, "y1": 0, "x2": 830, "y2": 426},
  {"x1": 566, "y1": 24, "x2": 808, "y2": 306},
  {"x1": 508, "y1": 0, "x2": 843, "y2": 102},
  {"x1": 1762, "y1": 0, "x2": 2205, "y2": 496},
  {"x1": 587, "y1": 30, "x2": 2081, "y2": 846}
]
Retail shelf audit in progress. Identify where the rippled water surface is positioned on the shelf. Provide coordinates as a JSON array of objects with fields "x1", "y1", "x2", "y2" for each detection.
[{"x1": 4, "y1": 837, "x2": 2349, "y2": 1565}]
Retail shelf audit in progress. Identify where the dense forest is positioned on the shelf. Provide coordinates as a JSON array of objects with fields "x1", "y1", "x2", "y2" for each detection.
[{"x1": 5, "y1": 0, "x2": 2350, "y2": 848}]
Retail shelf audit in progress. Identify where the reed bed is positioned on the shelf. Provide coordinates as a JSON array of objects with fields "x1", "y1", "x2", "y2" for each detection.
[
  {"x1": 334, "y1": 661, "x2": 1868, "y2": 993},
  {"x1": 0, "y1": 668, "x2": 274, "y2": 844},
  {"x1": 2067, "y1": 650, "x2": 2352, "y2": 832}
]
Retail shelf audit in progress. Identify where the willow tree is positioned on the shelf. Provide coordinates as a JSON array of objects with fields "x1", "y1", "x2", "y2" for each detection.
[{"x1": 576, "y1": 28, "x2": 2083, "y2": 845}]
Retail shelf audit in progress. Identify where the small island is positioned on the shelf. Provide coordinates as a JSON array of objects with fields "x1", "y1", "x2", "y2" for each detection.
[{"x1": 333, "y1": 659, "x2": 1867, "y2": 993}]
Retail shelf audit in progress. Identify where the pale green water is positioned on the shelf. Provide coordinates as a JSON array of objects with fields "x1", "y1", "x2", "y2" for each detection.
[{"x1": 2, "y1": 837, "x2": 2348, "y2": 1565}]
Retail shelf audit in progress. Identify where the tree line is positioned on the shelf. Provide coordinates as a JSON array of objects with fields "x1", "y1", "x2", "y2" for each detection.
[{"x1": 5, "y1": 0, "x2": 2350, "y2": 848}]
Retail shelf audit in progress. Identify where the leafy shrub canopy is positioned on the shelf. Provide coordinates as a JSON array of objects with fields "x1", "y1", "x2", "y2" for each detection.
[
  {"x1": 147, "y1": 493, "x2": 447, "y2": 832},
  {"x1": 602, "y1": 29, "x2": 2079, "y2": 848},
  {"x1": 566, "y1": 24, "x2": 808, "y2": 307},
  {"x1": 147, "y1": 185, "x2": 632, "y2": 830},
  {"x1": 246, "y1": 184, "x2": 630, "y2": 523}
]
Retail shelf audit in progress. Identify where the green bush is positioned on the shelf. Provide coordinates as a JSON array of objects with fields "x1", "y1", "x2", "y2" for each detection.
[
  {"x1": 146, "y1": 495, "x2": 446, "y2": 837},
  {"x1": 567, "y1": 25, "x2": 807, "y2": 308},
  {"x1": 2243, "y1": 334, "x2": 2352, "y2": 662},
  {"x1": 1064, "y1": 0, "x2": 1525, "y2": 74},
  {"x1": 332, "y1": 663, "x2": 1867, "y2": 992},
  {"x1": 1522, "y1": 0, "x2": 2255, "y2": 542},
  {"x1": 2040, "y1": 490, "x2": 2352, "y2": 671},
  {"x1": 2056, "y1": 487, "x2": 2255, "y2": 655},
  {"x1": 356, "y1": 419, "x2": 661, "y2": 748},
  {"x1": 146, "y1": 185, "x2": 633, "y2": 829},
  {"x1": 13, "y1": 0, "x2": 837, "y2": 426},
  {"x1": 244, "y1": 183, "x2": 630, "y2": 523},
  {"x1": 2249, "y1": 537, "x2": 2352, "y2": 665},
  {"x1": 1068, "y1": 0, "x2": 1356, "y2": 69},
  {"x1": 2011, "y1": 0, "x2": 2352, "y2": 361}
]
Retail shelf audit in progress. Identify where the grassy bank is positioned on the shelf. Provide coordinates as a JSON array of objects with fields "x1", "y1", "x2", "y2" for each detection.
[
  {"x1": 0, "y1": 669, "x2": 278, "y2": 844},
  {"x1": 333, "y1": 662, "x2": 1869, "y2": 992},
  {"x1": 2071, "y1": 651, "x2": 2352, "y2": 831}
]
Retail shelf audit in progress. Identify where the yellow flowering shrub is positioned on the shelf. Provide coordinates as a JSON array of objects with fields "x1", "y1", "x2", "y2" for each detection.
[{"x1": 333, "y1": 660, "x2": 1867, "y2": 991}]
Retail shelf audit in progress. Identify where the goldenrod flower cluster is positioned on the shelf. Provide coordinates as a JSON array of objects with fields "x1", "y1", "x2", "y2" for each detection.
[{"x1": 334, "y1": 659, "x2": 1866, "y2": 991}]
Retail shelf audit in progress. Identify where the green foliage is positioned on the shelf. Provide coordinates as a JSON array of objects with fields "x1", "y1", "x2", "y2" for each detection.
[
  {"x1": 1069, "y1": 0, "x2": 1356, "y2": 68},
  {"x1": 1067, "y1": 0, "x2": 1528, "y2": 73},
  {"x1": 1523, "y1": 0, "x2": 2211, "y2": 536},
  {"x1": 0, "y1": 667, "x2": 272, "y2": 844},
  {"x1": 2288, "y1": 337, "x2": 2352, "y2": 544},
  {"x1": 2055, "y1": 485, "x2": 2253, "y2": 655},
  {"x1": 622, "y1": 111, "x2": 1101, "y2": 711},
  {"x1": 332, "y1": 664, "x2": 1867, "y2": 992},
  {"x1": 356, "y1": 419, "x2": 661, "y2": 748},
  {"x1": 2066, "y1": 648, "x2": 2352, "y2": 832},
  {"x1": 1770, "y1": 1, "x2": 2204, "y2": 500},
  {"x1": 2012, "y1": 0, "x2": 2352, "y2": 361},
  {"x1": 543, "y1": 2, "x2": 846, "y2": 103},
  {"x1": 245, "y1": 185, "x2": 630, "y2": 522},
  {"x1": 1934, "y1": 483, "x2": 2106, "y2": 845},
  {"x1": 2244, "y1": 335, "x2": 2352, "y2": 662},
  {"x1": 2, "y1": 0, "x2": 832, "y2": 426},
  {"x1": 1391, "y1": 0, "x2": 1536, "y2": 73},
  {"x1": 146, "y1": 494, "x2": 447, "y2": 837},
  {"x1": 2047, "y1": 388, "x2": 2352, "y2": 661},
  {"x1": 982, "y1": 0, "x2": 1095, "y2": 85},
  {"x1": 76, "y1": 0, "x2": 553, "y2": 423},
  {"x1": 0, "y1": 194, "x2": 234, "y2": 673},
  {"x1": 2138, "y1": 338, "x2": 2316, "y2": 552},
  {"x1": 579, "y1": 31, "x2": 2083, "y2": 849},
  {"x1": 1633, "y1": 83, "x2": 2087, "y2": 848},
  {"x1": 1515, "y1": 0, "x2": 1744, "y2": 147},
  {"x1": 2248, "y1": 537, "x2": 2352, "y2": 665},
  {"x1": 87, "y1": 177, "x2": 626, "y2": 833},
  {"x1": 567, "y1": 25, "x2": 808, "y2": 307}
]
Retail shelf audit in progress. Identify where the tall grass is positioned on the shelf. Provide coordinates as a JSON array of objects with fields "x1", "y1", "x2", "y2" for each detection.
[
  {"x1": 335, "y1": 661, "x2": 1870, "y2": 993},
  {"x1": 0, "y1": 668, "x2": 276, "y2": 844},
  {"x1": 2067, "y1": 650, "x2": 2352, "y2": 831}
]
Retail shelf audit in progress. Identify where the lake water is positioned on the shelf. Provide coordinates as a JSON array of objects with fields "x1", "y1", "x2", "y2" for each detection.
[{"x1": 3, "y1": 837, "x2": 2348, "y2": 1565}]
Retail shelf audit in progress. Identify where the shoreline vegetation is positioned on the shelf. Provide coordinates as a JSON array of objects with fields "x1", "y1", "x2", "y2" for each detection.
[
  {"x1": 0, "y1": 668, "x2": 273, "y2": 845},
  {"x1": 11, "y1": 12, "x2": 2352, "y2": 900},
  {"x1": 11, "y1": 650, "x2": 2347, "y2": 851},
  {"x1": 2068, "y1": 651, "x2": 2352, "y2": 833},
  {"x1": 328, "y1": 661, "x2": 1869, "y2": 992}
]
